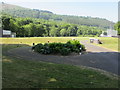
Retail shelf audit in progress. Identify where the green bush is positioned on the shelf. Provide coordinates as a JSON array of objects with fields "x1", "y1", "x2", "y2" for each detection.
[
  {"x1": 48, "y1": 43, "x2": 63, "y2": 54},
  {"x1": 60, "y1": 48, "x2": 71, "y2": 55},
  {"x1": 34, "y1": 44, "x2": 44, "y2": 53},
  {"x1": 66, "y1": 40, "x2": 85, "y2": 52},
  {"x1": 81, "y1": 44, "x2": 86, "y2": 51},
  {"x1": 33, "y1": 40, "x2": 86, "y2": 55}
]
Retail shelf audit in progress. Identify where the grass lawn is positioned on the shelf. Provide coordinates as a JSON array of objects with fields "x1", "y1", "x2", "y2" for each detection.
[
  {"x1": 2, "y1": 44, "x2": 119, "y2": 88},
  {"x1": 0, "y1": 37, "x2": 118, "y2": 51},
  {"x1": 1, "y1": 37, "x2": 89, "y2": 46},
  {"x1": 95, "y1": 37, "x2": 118, "y2": 52}
]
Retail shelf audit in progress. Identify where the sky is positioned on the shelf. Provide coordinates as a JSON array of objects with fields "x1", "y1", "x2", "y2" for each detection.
[{"x1": 1, "y1": 0, "x2": 119, "y2": 23}]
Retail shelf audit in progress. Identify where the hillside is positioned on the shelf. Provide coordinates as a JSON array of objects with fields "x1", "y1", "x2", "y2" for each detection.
[
  {"x1": 1, "y1": 2, "x2": 115, "y2": 29},
  {"x1": 1, "y1": 2, "x2": 39, "y2": 18}
]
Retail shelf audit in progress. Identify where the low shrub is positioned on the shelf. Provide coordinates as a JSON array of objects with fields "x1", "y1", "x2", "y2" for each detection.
[
  {"x1": 33, "y1": 40, "x2": 86, "y2": 55},
  {"x1": 60, "y1": 48, "x2": 71, "y2": 55}
]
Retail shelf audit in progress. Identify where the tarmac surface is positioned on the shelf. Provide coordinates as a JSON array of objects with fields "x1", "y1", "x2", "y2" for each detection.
[{"x1": 5, "y1": 41, "x2": 119, "y2": 75}]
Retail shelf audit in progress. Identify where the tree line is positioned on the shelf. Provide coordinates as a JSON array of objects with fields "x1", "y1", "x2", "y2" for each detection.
[{"x1": 2, "y1": 14, "x2": 103, "y2": 37}]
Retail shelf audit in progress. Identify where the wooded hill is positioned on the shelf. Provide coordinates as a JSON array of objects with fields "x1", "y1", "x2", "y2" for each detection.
[
  {"x1": 2, "y1": 14, "x2": 102, "y2": 37},
  {"x1": 1, "y1": 2, "x2": 114, "y2": 29}
]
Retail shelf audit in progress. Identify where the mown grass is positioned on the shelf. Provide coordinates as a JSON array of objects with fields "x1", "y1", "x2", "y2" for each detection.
[
  {"x1": 2, "y1": 44, "x2": 119, "y2": 88},
  {"x1": 95, "y1": 37, "x2": 118, "y2": 52},
  {"x1": 1, "y1": 37, "x2": 88, "y2": 46},
  {"x1": 0, "y1": 37, "x2": 118, "y2": 51},
  {"x1": 2, "y1": 44, "x2": 29, "y2": 53}
]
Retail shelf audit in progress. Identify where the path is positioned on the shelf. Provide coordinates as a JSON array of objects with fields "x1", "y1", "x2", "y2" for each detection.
[{"x1": 5, "y1": 41, "x2": 119, "y2": 75}]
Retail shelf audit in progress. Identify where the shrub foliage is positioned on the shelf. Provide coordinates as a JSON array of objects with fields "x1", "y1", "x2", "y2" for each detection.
[{"x1": 32, "y1": 40, "x2": 86, "y2": 55}]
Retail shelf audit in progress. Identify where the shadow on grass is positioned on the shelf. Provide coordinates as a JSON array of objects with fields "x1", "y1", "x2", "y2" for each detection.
[{"x1": 2, "y1": 44, "x2": 30, "y2": 53}]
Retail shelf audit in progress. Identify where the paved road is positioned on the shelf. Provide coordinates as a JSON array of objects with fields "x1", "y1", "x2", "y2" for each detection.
[{"x1": 5, "y1": 41, "x2": 119, "y2": 75}]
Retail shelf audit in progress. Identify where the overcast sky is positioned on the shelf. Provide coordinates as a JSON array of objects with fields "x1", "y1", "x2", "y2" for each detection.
[{"x1": 1, "y1": 0, "x2": 119, "y2": 22}]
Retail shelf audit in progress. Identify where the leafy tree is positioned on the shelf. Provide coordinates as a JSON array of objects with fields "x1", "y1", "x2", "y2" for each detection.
[
  {"x1": 50, "y1": 26, "x2": 60, "y2": 37},
  {"x1": 2, "y1": 14, "x2": 12, "y2": 30},
  {"x1": 114, "y1": 22, "x2": 120, "y2": 35},
  {"x1": 67, "y1": 26, "x2": 77, "y2": 36},
  {"x1": 43, "y1": 23, "x2": 51, "y2": 36},
  {"x1": 22, "y1": 24, "x2": 31, "y2": 37},
  {"x1": 35, "y1": 24, "x2": 45, "y2": 37},
  {"x1": 10, "y1": 19, "x2": 19, "y2": 32},
  {"x1": 103, "y1": 32, "x2": 107, "y2": 35},
  {"x1": 60, "y1": 29, "x2": 67, "y2": 36}
]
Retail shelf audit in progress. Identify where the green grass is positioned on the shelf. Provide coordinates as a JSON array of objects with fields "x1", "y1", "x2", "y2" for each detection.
[
  {"x1": 94, "y1": 37, "x2": 118, "y2": 51},
  {"x1": 0, "y1": 37, "x2": 118, "y2": 51},
  {"x1": 2, "y1": 44, "x2": 29, "y2": 53},
  {"x1": 1, "y1": 37, "x2": 89, "y2": 46},
  {"x1": 2, "y1": 44, "x2": 119, "y2": 88}
]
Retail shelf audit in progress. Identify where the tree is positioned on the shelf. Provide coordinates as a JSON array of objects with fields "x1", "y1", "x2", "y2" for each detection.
[
  {"x1": 22, "y1": 24, "x2": 31, "y2": 37},
  {"x1": 35, "y1": 24, "x2": 45, "y2": 37},
  {"x1": 114, "y1": 22, "x2": 120, "y2": 35},
  {"x1": 28, "y1": 23, "x2": 36, "y2": 37},
  {"x1": 2, "y1": 15, "x2": 12, "y2": 30},
  {"x1": 103, "y1": 32, "x2": 107, "y2": 35},
  {"x1": 10, "y1": 19, "x2": 19, "y2": 32},
  {"x1": 43, "y1": 23, "x2": 51, "y2": 36},
  {"x1": 60, "y1": 29, "x2": 67, "y2": 36},
  {"x1": 67, "y1": 25, "x2": 78, "y2": 36},
  {"x1": 50, "y1": 26, "x2": 60, "y2": 37}
]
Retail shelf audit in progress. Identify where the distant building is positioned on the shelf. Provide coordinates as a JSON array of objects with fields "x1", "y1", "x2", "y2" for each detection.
[
  {"x1": 3, "y1": 30, "x2": 11, "y2": 37},
  {"x1": 2, "y1": 30, "x2": 16, "y2": 37},
  {"x1": 100, "y1": 29, "x2": 118, "y2": 37},
  {"x1": 107, "y1": 29, "x2": 118, "y2": 37}
]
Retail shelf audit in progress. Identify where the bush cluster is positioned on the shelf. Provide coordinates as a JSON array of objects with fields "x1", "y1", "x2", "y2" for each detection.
[{"x1": 32, "y1": 40, "x2": 86, "y2": 56}]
